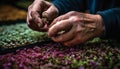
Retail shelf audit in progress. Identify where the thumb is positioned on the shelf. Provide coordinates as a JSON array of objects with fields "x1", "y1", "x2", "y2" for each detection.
[
  {"x1": 42, "y1": 5, "x2": 58, "y2": 21},
  {"x1": 48, "y1": 19, "x2": 73, "y2": 37}
]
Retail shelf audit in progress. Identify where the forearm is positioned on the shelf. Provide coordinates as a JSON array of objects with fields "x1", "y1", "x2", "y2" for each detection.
[
  {"x1": 52, "y1": 0, "x2": 86, "y2": 15},
  {"x1": 98, "y1": 8, "x2": 120, "y2": 39}
]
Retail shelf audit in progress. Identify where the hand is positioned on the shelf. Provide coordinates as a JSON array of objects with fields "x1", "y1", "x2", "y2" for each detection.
[
  {"x1": 27, "y1": 0, "x2": 58, "y2": 32},
  {"x1": 48, "y1": 11, "x2": 105, "y2": 46}
]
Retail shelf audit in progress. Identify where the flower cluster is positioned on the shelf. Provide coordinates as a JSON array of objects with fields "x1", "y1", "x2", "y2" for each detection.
[{"x1": 0, "y1": 41, "x2": 120, "y2": 69}]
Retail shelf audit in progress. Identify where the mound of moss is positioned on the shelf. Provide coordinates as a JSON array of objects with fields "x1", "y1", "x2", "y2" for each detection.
[{"x1": 0, "y1": 23, "x2": 49, "y2": 49}]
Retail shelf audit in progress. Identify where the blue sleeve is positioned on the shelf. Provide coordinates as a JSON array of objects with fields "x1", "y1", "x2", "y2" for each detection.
[
  {"x1": 52, "y1": 0, "x2": 86, "y2": 15},
  {"x1": 97, "y1": 8, "x2": 120, "y2": 39}
]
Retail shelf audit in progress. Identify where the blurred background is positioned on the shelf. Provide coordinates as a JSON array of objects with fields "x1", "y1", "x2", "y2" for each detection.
[
  {"x1": 0, "y1": 0, "x2": 34, "y2": 23},
  {"x1": 0, "y1": 0, "x2": 51, "y2": 51},
  {"x1": 0, "y1": 0, "x2": 51, "y2": 23}
]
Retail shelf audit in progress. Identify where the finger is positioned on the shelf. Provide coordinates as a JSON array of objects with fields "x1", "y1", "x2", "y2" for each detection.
[
  {"x1": 50, "y1": 13, "x2": 70, "y2": 27},
  {"x1": 32, "y1": 1, "x2": 43, "y2": 14},
  {"x1": 37, "y1": 24, "x2": 49, "y2": 32},
  {"x1": 27, "y1": 11, "x2": 48, "y2": 31},
  {"x1": 48, "y1": 19, "x2": 73, "y2": 37},
  {"x1": 51, "y1": 27, "x2": 75, "y2": 42},
  {"x1": 51, "y1": 11, "x2": 80, "y2": 22},
  {"x1": 27, "y1": 12, "x2": 39, "y2": 31},
  {"x1": 31, "y1": 11, "x2": 44, "y2": 27},
  {"x1": 27, "y1": 6, "x2": 33, "y2": 25},
  {"x1": 27, "y1": 11, "x2": 32, "y2": 25},
  {"x1": 63, "y1": 33, "x2": 93, "y2": 46},
  {"x1": 42, "y1": 5, "x2": 58, "y2": 21},
  {"x1": 63, "y1": 36, "x2": 83, "y2": 46}
]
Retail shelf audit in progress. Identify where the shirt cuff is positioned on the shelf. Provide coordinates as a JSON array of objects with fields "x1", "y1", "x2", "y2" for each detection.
[{"x1": 97, "y1": 9, "x2": 119, "y2": 39}]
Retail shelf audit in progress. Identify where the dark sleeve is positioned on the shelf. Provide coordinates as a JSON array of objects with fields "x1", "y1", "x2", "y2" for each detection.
[
  {"x1": 97, "y1": 8, "x2": 120, "y2": 39},
  {"x1": 52, "y1": 0, "x2": 86, "y2": 15}
]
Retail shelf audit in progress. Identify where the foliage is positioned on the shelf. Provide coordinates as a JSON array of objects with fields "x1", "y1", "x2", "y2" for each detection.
[{"x1": 0, "y1": 23, "x2": 49, "y2": 49}]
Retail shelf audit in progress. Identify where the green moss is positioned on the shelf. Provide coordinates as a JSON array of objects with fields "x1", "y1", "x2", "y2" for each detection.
[{"x1": 0, "y1": 23, "x2": 49, "y2": 49}]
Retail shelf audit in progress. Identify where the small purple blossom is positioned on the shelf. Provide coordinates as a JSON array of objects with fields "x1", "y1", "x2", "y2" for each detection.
[{"x1": 0, "y1": 42, "x2": 120, "y2": 69}]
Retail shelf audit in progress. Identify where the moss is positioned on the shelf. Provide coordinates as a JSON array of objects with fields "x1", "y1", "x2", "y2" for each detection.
[{"x1": 0, "y1": 23, "x2": 49, "y2": 49}]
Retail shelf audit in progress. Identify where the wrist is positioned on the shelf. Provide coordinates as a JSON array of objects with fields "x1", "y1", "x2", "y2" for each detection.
[{"x1": 95, "y1": 14, "x2": 105, "y2": 37}]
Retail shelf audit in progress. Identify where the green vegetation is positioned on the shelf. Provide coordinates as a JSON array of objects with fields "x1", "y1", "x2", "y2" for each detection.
[
  {"x1": 0, "y1": 22, "x2": 120, "y2": 69},
  {"x1": 0, "y1": 23, "x2": 49, "y2": 49}
]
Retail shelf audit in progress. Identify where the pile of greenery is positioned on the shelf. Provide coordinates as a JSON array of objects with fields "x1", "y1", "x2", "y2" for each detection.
[
  {"x1": 0, "y1": 23, "x2": 120, "y2": 69},
  {"x1": 0, "y1": 23, "x2": 49, "y2": 49}
]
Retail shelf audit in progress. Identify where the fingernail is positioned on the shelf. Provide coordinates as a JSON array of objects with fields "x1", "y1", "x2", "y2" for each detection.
[{"x1": 57, "y1": 30, "x2": 65, "y2": 35}]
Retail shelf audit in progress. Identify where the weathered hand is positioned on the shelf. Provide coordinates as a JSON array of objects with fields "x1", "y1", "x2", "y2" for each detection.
[
  {"x1": 27, "y1": 0, "x2": 58, "y2": 32},
  {"x1": 48, "y1": 11, "x2": 105, "y2": 46}
]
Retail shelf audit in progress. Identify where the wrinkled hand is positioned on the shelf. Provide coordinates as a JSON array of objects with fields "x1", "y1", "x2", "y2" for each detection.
[
  {"x1": 27, "y1": 0, "x2": 58, "y2": 32},
  {"x1": 48, "y1": 11, "x2": 105, "y2": 46}
]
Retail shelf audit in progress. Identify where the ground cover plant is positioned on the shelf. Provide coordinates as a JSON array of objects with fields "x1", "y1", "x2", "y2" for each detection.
[
  {"x1": 0, "y1": 40, "x2": 120, "y2": 69},
  {"x1": 0, "y1": 23, "x2": 120, "y2": 69},
  {"x1": 0, "y1": 23, "x2": 49, "y2": 50}
]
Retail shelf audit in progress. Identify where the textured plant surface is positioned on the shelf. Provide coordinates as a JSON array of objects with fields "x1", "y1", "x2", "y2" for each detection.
[
  {"x1": 0, "y1": 23, "x2": 49, "y2": 49},
  {"x1": 0, "y1": 23, "x2": 120, "y2": 69},
  {"x1": 0, "y1": 41, "x2": 120, "y2": 69}
]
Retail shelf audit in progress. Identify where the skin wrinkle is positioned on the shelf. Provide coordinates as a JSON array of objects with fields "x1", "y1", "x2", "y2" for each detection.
[
  {"x1": 27, "y1": 0, "x2": 59, "y2": 32},
  {"x1": 52, "y1": 25, "x2": 75, "y2": 42},
  {"x1": 27, "y1": 0, "x2": 105, "y2": 46},
  {"x1": 48, "y1": 12, "x2": 104, "y2": 46}
]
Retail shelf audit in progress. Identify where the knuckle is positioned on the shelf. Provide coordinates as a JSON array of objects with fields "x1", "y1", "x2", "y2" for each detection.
[
  {"x1": 41, "y1": 0, "x2": 45, "y2": 3},
  {"x1": 68, "y1": 11, "x2": 76, "y2": 15},
  {"x1": 53, "y1": 16, "x2": 60, "y2": 22},
  {"x1": 70, "y1": 16, "x2": 80, "y2": 22}
]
